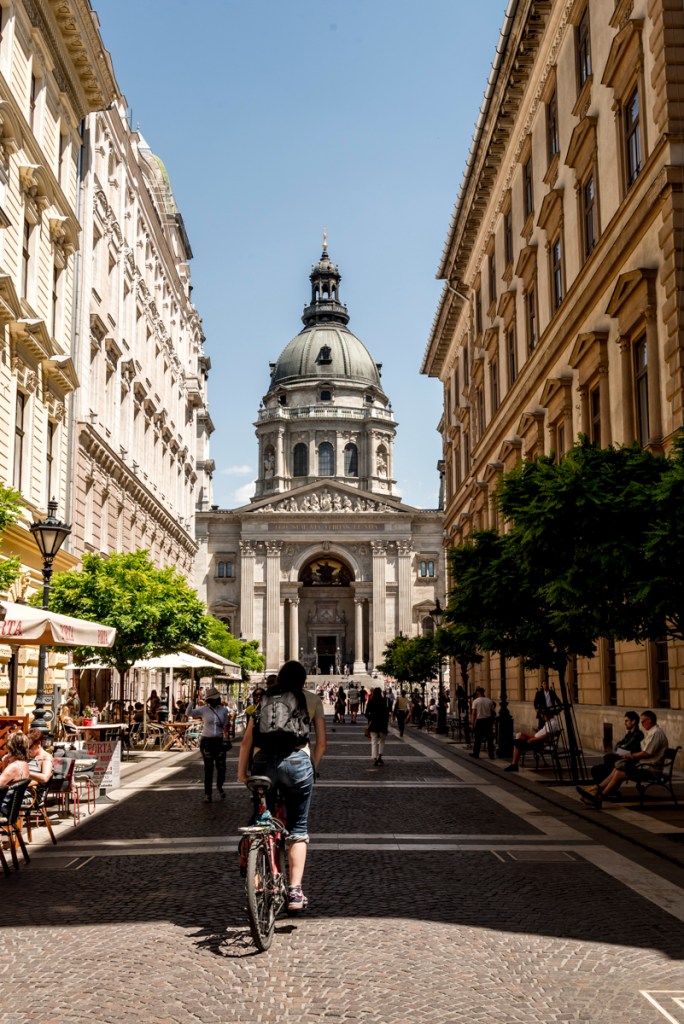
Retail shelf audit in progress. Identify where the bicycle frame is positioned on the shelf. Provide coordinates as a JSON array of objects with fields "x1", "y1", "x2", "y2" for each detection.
[{"x1": 240, "y1": 776, "x2": 290, "y2": 951}]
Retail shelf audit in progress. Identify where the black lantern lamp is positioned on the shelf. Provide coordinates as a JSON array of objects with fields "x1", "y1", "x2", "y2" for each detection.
[
  {"x1": 30, "y1": 498, "x2": 71, "y2": 732},
  {"x1": 430, "y1": 599, "x2": 448, "y2": 735}
]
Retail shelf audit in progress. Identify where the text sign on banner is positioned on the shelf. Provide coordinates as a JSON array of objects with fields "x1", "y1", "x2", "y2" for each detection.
[{"x1": 89, "y1": 740, "x2": 121, "y2": 791}]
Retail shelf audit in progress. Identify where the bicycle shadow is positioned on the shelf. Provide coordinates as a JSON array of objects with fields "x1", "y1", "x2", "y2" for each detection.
[{"x1": 188, "y1": 920, "x2": 298, "y2": 958}]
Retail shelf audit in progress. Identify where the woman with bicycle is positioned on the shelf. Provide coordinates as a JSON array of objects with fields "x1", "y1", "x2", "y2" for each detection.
[{"x1": 237, "y1": 660, "x2": 326, "y2": 912}]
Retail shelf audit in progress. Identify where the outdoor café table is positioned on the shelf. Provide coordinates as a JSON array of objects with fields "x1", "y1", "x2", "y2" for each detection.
[
  {"x1": 71, "y1": 723, "x2": 125, "y2": 741},
  {"x1": 161, "y1": 722, "x2": 189, "y2": 752}
]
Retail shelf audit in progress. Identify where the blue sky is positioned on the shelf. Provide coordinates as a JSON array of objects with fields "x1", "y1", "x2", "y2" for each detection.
[{"x1": 95, "y1": 1, "x2": 506, "y2": 509}]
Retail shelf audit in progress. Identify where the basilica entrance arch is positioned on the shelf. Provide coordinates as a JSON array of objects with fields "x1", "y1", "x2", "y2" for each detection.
[{"x1": 297, "y1": 555, "x2": 356, "y2": 674}]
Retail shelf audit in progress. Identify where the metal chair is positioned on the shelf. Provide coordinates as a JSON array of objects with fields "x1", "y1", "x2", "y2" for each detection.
[
  {"x1": 22, "y1": 781, "x2": 58, "y2": 845},
  {"x1": 636, "y1": 746, "x2": 681, "y2": 806},
  {"x1": 0, "y1": 778, "x2": 31, "y2": 870}
]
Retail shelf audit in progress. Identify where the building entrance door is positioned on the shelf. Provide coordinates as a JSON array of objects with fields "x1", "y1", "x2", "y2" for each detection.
[{"x1": 317, "y1": 635, "x2": 337, "y2": 674}]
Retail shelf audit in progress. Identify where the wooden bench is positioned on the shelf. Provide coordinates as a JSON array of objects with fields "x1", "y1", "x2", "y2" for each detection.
[{"x1": 635, "y1": 746, "x2": 681, "y2": 806}]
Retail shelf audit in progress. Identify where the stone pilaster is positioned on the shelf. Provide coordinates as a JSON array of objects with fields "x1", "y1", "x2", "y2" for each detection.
[
  {"x1": 265, "y1": 540, "x2": 282, "y2": 671},
  {"x1": 239, "y1": 540, "x2": 256, "y2": 638},
  {"x1": 371, "y1": 540, "x2": 387, "y2": 669},
  {"x1": 396, "y1": 539, "x2": 412, "y2": 636}
]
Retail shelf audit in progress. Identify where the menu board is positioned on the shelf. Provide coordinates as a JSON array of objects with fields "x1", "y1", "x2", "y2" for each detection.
[{"x1": 89, "y1": 739, "x2": 122, "y2": 791}]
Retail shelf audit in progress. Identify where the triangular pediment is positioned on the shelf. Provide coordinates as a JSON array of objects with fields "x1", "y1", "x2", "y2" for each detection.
[{"x1": 237, "y1": 479, "x2": 421, "y2": 516}]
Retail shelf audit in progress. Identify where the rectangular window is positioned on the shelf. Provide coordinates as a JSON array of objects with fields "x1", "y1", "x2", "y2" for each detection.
[
  {"x1": 46, "y1": 420, "x2": 55, "y2": 501},
  {"x1": 625, "y1": 87, "x2": 642, "y2": 186},
  {"x1": 21, "y1": 220, "x2": 31, "y2": 299},
  {"x1": 655, "y1": 637, "x2": 671, "y2": 708},
  {"x1": 476, "y1": 386, "x2": 485, "y2": 438},
  {"x1": 577, "y1": 8, "x2": 592, "y2": 88},
  {"x1": 547, "y1": 89, "x2": 560, "y2": 162},
  {"x1": 634, "y1": 335, "x2": 649, "y2": 446},
  {"x1": 51, "y1": 266, "x2": 60, "y2": 338},
  {"x1": 504, "y1": 208, "x2": 513, "y2": 266},
  {"x1": 557, "y1": 423, "x2": 566, "y2": 459},
  {"x1": 523, "y1": 157, "x2": 534, "y2": 219},
  {"x1": 607, "y1": 638, "x2": 617, "y2": 705},
  {"x1": 475, "y1": 288, "x2": 482, "y2": 336},
  {"x1": 506, "y1": 326, "x2": 517, "y2": 387},
  {"x1": 420, "y1": 560, "x2": 427, "y2": 578},
  {"x1": 13, "y1": 392, "x2": 26, "y2": 491},
  {"x1": 582, "y1": 175, "x2": 597, "y2": 258},
  {"x1": 58, "y1": 131, "x2": 67, "y2": 188},
  {"x1": 551, "y1": 236, "x2": 563, "y2": 310},
  {"x1": 589, "y1": 383, "x2": 601, "y2": 444},
  {"x1": 490, "y1": 357, "x2": 499, "y2": 414},
  {"x1": 29, "y1": 74, "x2": 37, "y2": 132},
  {"x1": 526, "y1": 287, "x2": 537, "y2": 354},
  {"x1": 488, "y1": 249, "x2": 497, "y2": 305}
]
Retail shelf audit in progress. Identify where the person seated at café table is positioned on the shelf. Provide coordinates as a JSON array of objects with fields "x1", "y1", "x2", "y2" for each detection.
[
  {"x1": 26, "y1": 729, "x2": 53, "y2": 784},
  {"x1": 174, "y1": 699, "x2": 188, "y2": 721},
  {"x1": 0, "y1": 732, "x2": 31, "y2": 813},
  {"x1": 59, "y1": 704, "x2": 79, "y2": 738}
]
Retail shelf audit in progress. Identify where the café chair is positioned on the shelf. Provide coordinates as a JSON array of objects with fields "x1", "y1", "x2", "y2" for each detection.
[
  {"x1": 0, "y1": 778, "x2": 32, "y2": 870},
  {"x1": 22, "y1": 781, "x2": 58, "y2": 846}
]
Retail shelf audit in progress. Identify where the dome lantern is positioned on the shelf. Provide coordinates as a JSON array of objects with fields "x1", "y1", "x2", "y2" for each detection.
[{"x1": 302, "y1": 236, "x2": 349, "y2": 328}]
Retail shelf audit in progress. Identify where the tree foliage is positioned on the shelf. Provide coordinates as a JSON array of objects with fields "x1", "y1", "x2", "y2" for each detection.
[
  {"x1": 640, "y1": 434, "x2": 684, "y2": 641},
  {"x1": 203, "y1": 615, "x2": 265, "y2": 680},
  {"x1": 47, "y1": 550, "x2": 208, "y2": 676},
  {"x1": 377, "y1": 633, "x2": 438, "y2": 688},
  {"x1": 0, "y1": 482, "x2": 23, "y2": 594}
]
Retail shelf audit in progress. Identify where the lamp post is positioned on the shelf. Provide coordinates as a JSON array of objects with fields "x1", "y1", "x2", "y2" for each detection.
[
  {"x1": 30, "y1": 498, "x2": 71, "y2": 733},
  {"x1": 430, "y1": 599, "x2": 448, "y2": 735}
]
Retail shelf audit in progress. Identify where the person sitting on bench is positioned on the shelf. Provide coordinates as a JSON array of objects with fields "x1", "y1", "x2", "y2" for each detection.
[
  {"x1": 577, "y1": 710, "x2": 668, "y2": 808},
  {"x1": 504, "y1": 710, "x2": 560, "y2": 772},
  {"x1": 590, "y1": 711, "x2": 643, "y2": 786}
]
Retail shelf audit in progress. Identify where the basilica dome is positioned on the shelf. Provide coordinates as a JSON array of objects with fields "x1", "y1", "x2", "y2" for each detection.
[
  {"x1": 270, "y1": 325, "x2": 381, "y2": 387},
  {"x1": 268, "y1": 242, "x2": 383, "y2": 390}
]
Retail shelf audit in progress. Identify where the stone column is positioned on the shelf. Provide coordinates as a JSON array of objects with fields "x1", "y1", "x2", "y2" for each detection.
[
  {"x1": 619, "y1": 337, "x2": 635, "y2": 443},
  {"x1": 239, "y1": 541, "x2": 256, "y2": 638},
  {"x1": 645, "y1": 307, "x2": 662, "y2": 449},
  {"x1": 289, "y1": 598, "x2": 299, "y2": 665},
  {"x1": 371, "y1": 540, "x2": 387, "y2": 670},
  {"x1": 308, "y1": 432, "x2": 316, "y2": 478},
  {"x1": 265, "y1": 541, "x2": 282, "y2": 671},
  {"x1": 276, "y1": 428, "x2": 285, "y2": 481},
  {"x1": 396, "y1": 540, "x2": 412, "y2": 636},
  {"x1": 354, "y1": 597, "x2": 365, "y2": 674}
]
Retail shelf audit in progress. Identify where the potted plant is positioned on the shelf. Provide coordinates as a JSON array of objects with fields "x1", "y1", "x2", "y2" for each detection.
[{"x1": 83, "y1": 705, "x2": 99, "y2": 726}]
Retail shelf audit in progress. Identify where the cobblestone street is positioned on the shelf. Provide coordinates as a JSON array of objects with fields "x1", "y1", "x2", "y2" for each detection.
[{"x1": 2, "y1": 716, "x2": 684, "y2": 1024}]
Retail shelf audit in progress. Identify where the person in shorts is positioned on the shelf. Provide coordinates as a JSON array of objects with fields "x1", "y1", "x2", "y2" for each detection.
[
  {"x1": 347, "y1": 682, "x2": 360, "y2": 723},
  {"x1": 237, "y1": 660, "x2": 327, "y2": 911}
]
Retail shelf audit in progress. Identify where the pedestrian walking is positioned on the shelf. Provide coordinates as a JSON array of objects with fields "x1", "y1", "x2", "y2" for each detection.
[
  {"x1": 186, "y1": 686, "x2": 231, "y2": 801},
  {"x1": 393, "y1": 690, "x2": 409, "y2": 737},
  {"x1": 347, "y1": 682, "x2": 360, "y2": 723},
  {"x1": 334, "y1": 686, "x2": 347, "y2": 724},
  {"x1": 365, "y1": 686, "x2": 390, "y2": 766},
  {"x1": 470, "y1": 686, "x2": 496, "y2": 759},
  {"x1": 358, "y1": 686, "x2": 368, "y2": 714}
]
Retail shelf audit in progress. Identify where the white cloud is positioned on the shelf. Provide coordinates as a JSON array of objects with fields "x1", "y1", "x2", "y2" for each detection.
[
  {"x1": 234, "y1": 481, "x2": 256, "y2": 504},
  {"x1": 220, "y1": 464, "x2": 254, "y2": 476}
]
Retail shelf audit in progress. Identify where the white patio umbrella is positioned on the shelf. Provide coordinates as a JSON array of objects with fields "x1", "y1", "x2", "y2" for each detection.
[{"x1": 0, "y1": 600, "x2": 116, "y2": 647}]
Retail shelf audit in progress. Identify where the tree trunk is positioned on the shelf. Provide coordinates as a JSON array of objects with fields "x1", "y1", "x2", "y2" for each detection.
[{"x1": 555, "y1": 654, "x2": 581, "y2": 783}]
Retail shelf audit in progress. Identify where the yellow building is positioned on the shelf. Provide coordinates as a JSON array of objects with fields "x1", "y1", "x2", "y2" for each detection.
[
  {"x1": 0, "y1": 1, "x2": 116, "y2": 714},
  {"x1": 422, "y1": 0, "x2": 684, "y2": 753}
]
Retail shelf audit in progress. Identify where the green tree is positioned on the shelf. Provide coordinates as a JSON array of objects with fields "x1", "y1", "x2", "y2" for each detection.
[
  {"x1": 47, "y1": 551, "x2": 208, "y2": 682},
  {"x1": 640, "y1": 432, "x2": 684, "y2": 641},
  {"x1": 0, "y1": 482, "x2": 23, "y2": 595},
  {"x1": 377, "y1": 633, "x2": 438, "y2": 693},
  {"x1": 203, "y1": 615, "x2": 265, "y2": 681}
]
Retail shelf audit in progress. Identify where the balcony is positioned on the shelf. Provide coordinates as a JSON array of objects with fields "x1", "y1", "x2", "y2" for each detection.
[{"x1": 257, "y1": 405, "x2": 395, "y2": 423}]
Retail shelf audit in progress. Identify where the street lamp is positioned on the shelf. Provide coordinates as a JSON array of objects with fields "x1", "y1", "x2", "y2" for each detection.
[
  {"x1": 430, "y1": 598, "x2": 448, "y2": 735},
  {"x1": 30, "y1": 498, "x2": 71, "y2": 732}
]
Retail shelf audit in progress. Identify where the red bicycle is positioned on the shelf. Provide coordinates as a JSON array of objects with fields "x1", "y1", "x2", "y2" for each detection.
[{"x1": 238, "y1": 775, "x2": 289, "y2": 952}]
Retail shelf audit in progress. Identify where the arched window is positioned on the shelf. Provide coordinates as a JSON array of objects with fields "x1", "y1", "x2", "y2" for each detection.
[
  {"x1": 318, "y1": 442, "x2": 334, "y2": 476},
  {"x1": 344, "y1": 443, "x2": 358, "y2": 477},
  {"x1": 293, "y1": 443, "x2": 308, "y2": 477}
]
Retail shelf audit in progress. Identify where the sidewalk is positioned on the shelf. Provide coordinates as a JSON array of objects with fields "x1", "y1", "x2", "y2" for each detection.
[{"x1": 401, "y1": 720, "x2": 684, "y2": 871}]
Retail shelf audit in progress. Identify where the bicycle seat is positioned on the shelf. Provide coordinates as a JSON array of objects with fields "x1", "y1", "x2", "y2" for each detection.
[{"x1": 246, "y1": 775, "x2": 273, "y2": 793}]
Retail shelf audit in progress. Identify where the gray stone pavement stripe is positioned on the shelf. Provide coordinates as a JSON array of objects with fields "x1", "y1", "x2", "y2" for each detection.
[
  {"x1": 582, "y1": 847, "x2": 684, "y2": 924},
  {"x1": 53, "y1": 831, "x2": 575, "y2": 846},
  {"x1": 641, "y1": 991, "x2": 684, "y2": 1024},
  {"x1": 29, "y1": 841, "x2": 597, "y2": 858}
]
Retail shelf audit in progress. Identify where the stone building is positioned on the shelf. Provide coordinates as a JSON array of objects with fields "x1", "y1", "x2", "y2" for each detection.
[
  {"x1": 0, "y1": 0, "x2": 117, "y2": 714},
  {"x1": 422, "y1": 0, "x2": 684, "y2": 751},
  {"x1": 196, "y1": 246, "x2": 443, "y2": 675},
  {"x1": 69, "y1": 103, "x2": 212, "y2": 578}
]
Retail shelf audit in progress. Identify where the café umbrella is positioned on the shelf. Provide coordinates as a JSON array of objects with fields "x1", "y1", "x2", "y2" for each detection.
[{"x1": 0, "y1": 600, "x2": 116, "y2": 648}]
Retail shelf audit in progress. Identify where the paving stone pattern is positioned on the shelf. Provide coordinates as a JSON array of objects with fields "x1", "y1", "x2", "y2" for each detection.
[{"x1": 1, "y1": 718, "x2": 683, "y2": 1024}]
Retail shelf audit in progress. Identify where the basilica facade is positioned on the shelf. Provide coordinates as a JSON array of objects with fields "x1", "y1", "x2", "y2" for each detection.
[{"x1": 196, "y1": 247, "x2": 443, "y2": 675}]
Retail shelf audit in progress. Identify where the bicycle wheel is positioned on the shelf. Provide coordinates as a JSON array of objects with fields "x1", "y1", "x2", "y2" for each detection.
[{"x1": 245, "y1": 839, "x2": 276, "y2": 951}]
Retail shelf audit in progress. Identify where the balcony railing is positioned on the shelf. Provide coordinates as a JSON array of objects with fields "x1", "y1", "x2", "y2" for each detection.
[{"x1": 257, "y1": 405, "x2": 395, "y2": 423}]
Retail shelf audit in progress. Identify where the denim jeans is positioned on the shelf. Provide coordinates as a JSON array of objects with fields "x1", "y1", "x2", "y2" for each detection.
[
  {"x1": 200, "y1": 736, "x2": 226, "y2": 795},
  {"x1": 252, "y1": 748, "x2": 314, "y2": 842}
]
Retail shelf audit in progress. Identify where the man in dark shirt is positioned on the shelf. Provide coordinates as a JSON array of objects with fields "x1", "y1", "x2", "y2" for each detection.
[{"x1": 590, "y1": 711, "x2": 643, "y2": 786}]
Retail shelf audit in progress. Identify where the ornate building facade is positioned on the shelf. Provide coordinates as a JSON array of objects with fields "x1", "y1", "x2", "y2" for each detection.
[
  {"x1": 422, "y1": 0, "x2": 684, "y2": 751},
  {"x1": 197, "y1": 247, "x2": 443, "y2": 674},
  {"x1": 69, "y1": 103, "x2": 212, "y2": 576},
  {"x1": 0, "y1": 0, "x2": 117, "y2": 714}
]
